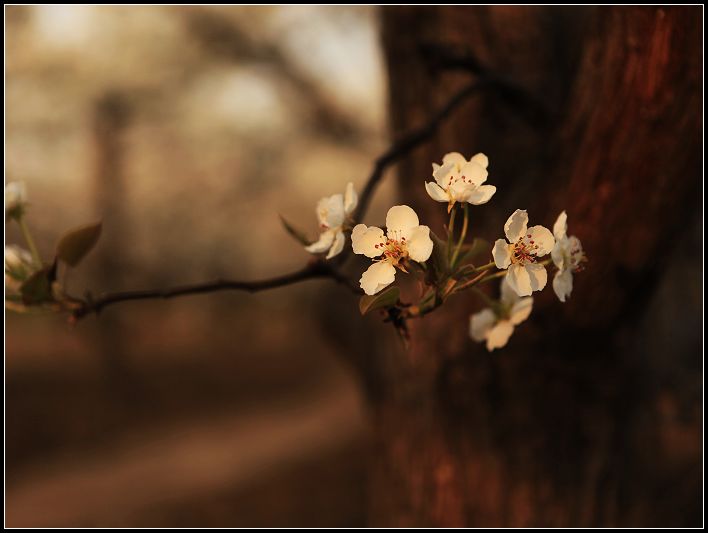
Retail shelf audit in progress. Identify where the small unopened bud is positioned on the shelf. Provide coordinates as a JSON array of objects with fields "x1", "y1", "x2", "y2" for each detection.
[{"x1": 5, "y1": 181, "x2": 27, "y2": 220}]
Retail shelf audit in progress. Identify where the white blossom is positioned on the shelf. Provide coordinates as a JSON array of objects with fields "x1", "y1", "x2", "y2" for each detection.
[
  {"x1": 5, "y1": 181, "x2": 27, "y2": 219},
  {"x1": 470, "y1": 278, "x2": 533, "y2": 351},
  {"x1": 425, "y1": 152, "x2": 496, "y2": 212},
  {"x1": 5, "y1": 245, "x2": 34, "y2": 294},
  {"x1": 305, "y1": 182, "x2": 357, "y2": 260},
  {"x1": 492, "y1": 209, "x2": 554, "y2": 297},
  {"x1": 351, "y1": 205, "x2": 433, "y2": 295},
  {"x1": 551, "y1": 211, "x2": 586, "y2": 302}
]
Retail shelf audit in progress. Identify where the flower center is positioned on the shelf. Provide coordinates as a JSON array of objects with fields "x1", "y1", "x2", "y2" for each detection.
[
  {"x1": 569, "y1": 244, "x2": 587, "y2": 272},
  {"x1": 373, "y1": 234, "x2": 408, "y2": 268},
  {"x1": 318, "y1": 208, "x2": 330, "y2": 229},
  {"x1": 511, "y1": 234, "x2": 539, "y2": 265},
  {"x1": 446, "y1": 172, "x2": 476, "y2": 189}
]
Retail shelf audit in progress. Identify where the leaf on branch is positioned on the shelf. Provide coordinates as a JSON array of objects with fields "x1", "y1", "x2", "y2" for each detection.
[
  {"x1": 427, "y1": 230, "x2": 450, "y2": 279},
  {"x1": 457, "y1": 238, "x2": 490, "y2": 267},
  {"x1": 359, "y1": 286, "x2": 400, "y2": 315},
  {"x1": 20, "y1": 267, "x2": 53, "y2": 305},
  {"x1": 279, "y1": 215, "x2": 312, "y2": 246},
  {"x1": 56, "y1": 222, "x2": 102, "y2": 267}
]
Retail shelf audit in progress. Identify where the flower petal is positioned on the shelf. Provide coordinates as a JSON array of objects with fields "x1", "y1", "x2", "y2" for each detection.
[
  {"x1": 5, "y1": 244, "x2": 34, "y2": 285},
  {"x1": 509, "y1": 297, "x2": 533, "y2": 325},
  {"x1": 360, "y1": 261, "x2": 396, "y2": 296},
  {"x1": 504, "y1": 209, "x2": 528, "y2": 243},
  {"x1": 305, "y1": 230, "x2": 335, "y2": 254},
  {"x1": 507, "y1": 263, "x2": 532, "y2": 296},
  {"x1": 525, "y1": 262, "x2": 548, "y2": 292},
  {"x1": 386, "y1": 205, "x2": 419, "y2": 236},
  {"x1": 326, "y1": 230, "x2": 345, "y2": 259},
  {"x1": 458, "y1": 161, "x2": 488, "y2": 186},
  {"x1": 493, "y1": 239, "x2": 512, "y2": 269},
  {"x1": 469, "y1": 308, "x2": 496, "y2": 342},
  {"x1": 527, "y1": 225, "x2": 555, "y2": 256},
  {"x1": 553, "y1": 211, "x2": 567, "y2": 241},
  {"x1": 407, "y1": 225, "x2": 434, "y2": 263},
  {"x1": 449, "y1": 179, "x2": 475, "y2": 202},
  {"x1": 442, "y1": 152, "x2": 467, "y2": 170},
  {"x1": 470, "y1": 153, "x2": 488, "y2": 169},
  {"x1": 425, "y1": 181, "x2": 449, "y2": 202},
  {"x1": 344, "y1": 182, "x2": 358, "y2": 215},
  {"x1": 5, "y1": 181, "x2": 27, "y2": 211},
  {"x1": 553, "y1": 268, "x2": 573, "y2": 302},
  {"x1": 500, "y1": 276, "x2": 519, "y2": 306},
  {"x1": 486, "y1": 321, "x2": 514, "y2": 351},
  {"x1": 5, "y1": 245, "x2": 32, "y2": 271},
  {"x1": 433, "y1": 163, "x2": 456, "y2": 189},
  {"x1": 467, "y1": 184, "x2": 496, "y2": 205},
  {"x1": 316, "y1": 194, "x2": 345, "y2": 229},
  {"x1": 351, "y1": 224, "x2": 385, "y2": 258},
  {"x1": 551, "y1": 238, "x2": 566, "y2": 270}
]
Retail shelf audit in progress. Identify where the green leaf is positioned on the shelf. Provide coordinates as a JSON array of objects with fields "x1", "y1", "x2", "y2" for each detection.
[
  {"x1": 56, "y1": 222, "x2": 102, "y2": 267},
  {"x1": 279, "y1": 215, "x2": 312, "y2": 246},
  {"x1": 457, "y1": 238, "x2": 490, "y2": 267},
  {"x1": 20, "y1": 267, "x2": 53, "y2": 305},
  {"x1": 427, "y1": 230, "x2": 450, "y2": 278},
  {"x1": 359, "y1": 286, "x2": 400, "y2": 315}
]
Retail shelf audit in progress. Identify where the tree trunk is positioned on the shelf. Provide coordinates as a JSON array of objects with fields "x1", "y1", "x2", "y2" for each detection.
[{"x1": 371, "y1": 6, "x2": 701, "y2": 527}]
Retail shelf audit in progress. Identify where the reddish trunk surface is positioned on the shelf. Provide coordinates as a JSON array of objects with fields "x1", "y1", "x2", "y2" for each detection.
[{"x1": 370, "y1": 6, "x2": 701, "y2": 526}]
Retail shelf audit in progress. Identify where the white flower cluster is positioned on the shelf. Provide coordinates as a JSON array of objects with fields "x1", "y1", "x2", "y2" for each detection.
[
  {"x1": 5, "y1": 181, "x2": 37, "y2": 301},
  {"x1": 302, "y1": 151, "x2": 585, "y2": 351}
]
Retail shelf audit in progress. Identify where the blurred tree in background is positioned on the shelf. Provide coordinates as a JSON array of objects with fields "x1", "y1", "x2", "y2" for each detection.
[{"x1": 6, "y1": 6, "x2": 389, "y2": 526}]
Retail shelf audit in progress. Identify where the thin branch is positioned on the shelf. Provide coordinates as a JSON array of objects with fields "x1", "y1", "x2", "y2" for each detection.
[
  {"x1": 419, "y1": 42, "x2": 550, "y2": 126},
  {"x1": 72, "y1": 261, "x2": 356, "y2": 319},
  {"x1": 352, "y1": 80, "x2": 487, "y2": 223}
]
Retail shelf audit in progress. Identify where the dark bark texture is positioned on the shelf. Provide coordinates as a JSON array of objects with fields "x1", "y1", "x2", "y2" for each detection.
[{"x1": 372, "y1": 6, "x2": 702, "y2": 527}]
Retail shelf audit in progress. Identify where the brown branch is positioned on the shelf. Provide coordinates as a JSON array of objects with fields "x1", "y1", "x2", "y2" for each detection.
[
  {"x1": 72, "y1": 78, "x2": 489, "y2": 321},
  {"x1": 419, "y1": 42, "x2": 551, "y2": 126},
  {"x1": 72, "y1": 261, "x2": 357, "y2": 319}
]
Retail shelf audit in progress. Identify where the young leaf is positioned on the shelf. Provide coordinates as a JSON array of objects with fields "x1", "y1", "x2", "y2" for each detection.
[
  {"x1": 457, "y1": 238, "x2": 490, "y2": 267},
  {"x1": 56, "y1": 222, "x2": 102, "y2": 267},
  {"x1": 359, "y1": 286, "x2": 400, "y2": 315},
  {"x1": 20, "y1": 267, "x2": 53, "y2": 305},
  {"x1": 427, "y1": 230, "x2": 449, "y2": 278},
  {"x1": 279, "y1": 215, "x2": 312, "y2": 246}
]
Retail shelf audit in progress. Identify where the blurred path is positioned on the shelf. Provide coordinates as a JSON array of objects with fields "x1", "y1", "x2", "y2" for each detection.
[{"x1": 6, "y1": 375, "x2": 368, "y2": 527}]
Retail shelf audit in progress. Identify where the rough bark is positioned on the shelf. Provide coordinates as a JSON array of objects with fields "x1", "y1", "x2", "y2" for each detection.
[{"x1": 372, "y1": 6, "x2": 702, "y2": 527}]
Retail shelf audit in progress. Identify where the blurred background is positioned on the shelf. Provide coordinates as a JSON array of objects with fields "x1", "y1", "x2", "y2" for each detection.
[
  {"x1": 6, "y1": 5, "x2": 394, "y2": 526},
  {"x1": 5, "y1": 5, "x2": 703, "y2": 528}
]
